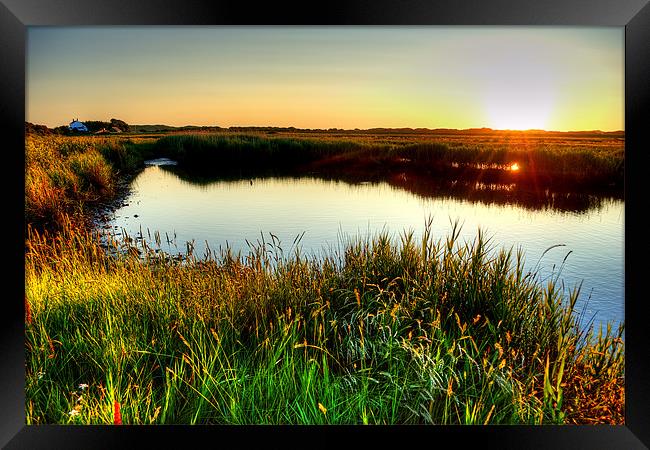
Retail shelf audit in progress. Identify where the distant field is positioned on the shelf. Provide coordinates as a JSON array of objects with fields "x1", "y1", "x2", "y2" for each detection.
[{"x1": 121, "y1": 127, "x2": 625, "y2": 147}]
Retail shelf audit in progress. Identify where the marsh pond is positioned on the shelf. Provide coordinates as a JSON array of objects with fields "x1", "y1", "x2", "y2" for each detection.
[{"x1": 103, "y1": 158, "x2": 624, "y2": 331}]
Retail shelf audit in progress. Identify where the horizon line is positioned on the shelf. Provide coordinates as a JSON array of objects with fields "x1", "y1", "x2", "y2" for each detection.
[{"x1": 27, "y1": 120, "x2": 625, "y2": 135}]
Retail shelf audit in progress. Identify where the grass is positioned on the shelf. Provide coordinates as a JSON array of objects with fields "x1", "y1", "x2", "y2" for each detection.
[
  {"x1": 24, "y1": 217, "x2": 624, "y2": 425},
  {"x1": 153, "y1": 133, "x2": 624, "y2": 188},
  {"x1": 23, "y1": 130, "x2": 624, "y2": 424},
  {"x1": 25, "y1": 134, "x2": 155, "y2": 229}
]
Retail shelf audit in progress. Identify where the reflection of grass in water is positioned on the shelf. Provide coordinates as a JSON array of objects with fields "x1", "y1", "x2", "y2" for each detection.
[
  {"x1": 25, "y1": 218, "x2": 624, "y2": 425},
  {"x1": 159, "y1": 163, "x2": 617, "y2": 213}
]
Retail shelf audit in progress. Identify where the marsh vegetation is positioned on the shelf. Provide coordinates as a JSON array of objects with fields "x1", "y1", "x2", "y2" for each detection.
[{"x1": 24, "y1": 129, "x2": 625, "y2": 424}]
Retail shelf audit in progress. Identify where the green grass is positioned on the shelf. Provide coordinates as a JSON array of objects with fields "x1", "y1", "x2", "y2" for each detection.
[{"x1": 25, "y1": 219, "x2": 624, "y2": 425}]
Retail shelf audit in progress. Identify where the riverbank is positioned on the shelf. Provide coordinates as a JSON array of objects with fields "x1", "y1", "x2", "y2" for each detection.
[
  {"x1": 25, "y1": 218, "x2": 624, "y2": 424},
  {"x1": 25, "y1": 134, "x2": 156, "y2": 230}
]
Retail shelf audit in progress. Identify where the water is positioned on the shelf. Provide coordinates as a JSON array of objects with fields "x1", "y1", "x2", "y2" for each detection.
[{"x1": 106, "y1": 160, "x2": 624, "y2": 331}]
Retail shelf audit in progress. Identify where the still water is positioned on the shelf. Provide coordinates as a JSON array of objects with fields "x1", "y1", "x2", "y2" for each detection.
[{"x1": 107, "y1": 159, "x2": 624, "y2": 331}]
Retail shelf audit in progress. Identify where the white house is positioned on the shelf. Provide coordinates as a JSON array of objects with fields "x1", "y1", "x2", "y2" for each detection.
[{"x1": 69, "y1": 119, "x2": 88, "y2": 132}]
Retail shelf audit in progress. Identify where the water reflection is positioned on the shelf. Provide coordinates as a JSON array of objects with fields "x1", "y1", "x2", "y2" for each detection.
[{"x1": 160, "y1": 165, "x2": 619, "y2": 213}]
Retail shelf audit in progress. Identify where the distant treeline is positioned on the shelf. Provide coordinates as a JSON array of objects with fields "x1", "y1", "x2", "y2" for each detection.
[
  {"x1": 83, "y1": 118, "x2": 130, "y2": 133},
  {"x1": 25, "y1": 119, "x2": 129, "y2": 135},
  {"x1": 225, "y1": 127, "x2": 625, "y2": 139},
  {"x1": 25, "y1": 121, "x2": 624, "y2": 139},
  {"x1": 142, "y1": 125, "x2": 625, "y2": 139}
]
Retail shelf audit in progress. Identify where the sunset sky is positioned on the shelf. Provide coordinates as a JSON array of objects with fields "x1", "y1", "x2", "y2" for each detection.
[{"x1": 27, "y1": 27, "x2": 624, "y2": 131}]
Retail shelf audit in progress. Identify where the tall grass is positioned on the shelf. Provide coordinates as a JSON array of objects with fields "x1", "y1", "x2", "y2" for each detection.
[
  {"x1": 25, "y1": 134, "x2": 154, "y2": 229},
  {"x1": 24, "y1": 219, "x2": 624, "y2": 424},
  {"x1": 153, "y1": 134, "x2": 624, "y2": 187},
  {"x1": 153, "y1": 134, "x2": 372, "y2": 172}
]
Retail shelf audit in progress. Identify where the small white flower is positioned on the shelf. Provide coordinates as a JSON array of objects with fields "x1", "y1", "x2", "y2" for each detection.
[
  {"x1": 68, "y1": 409, "x2": 80, "y2": 417},
  {"x1": 78, "y1": 383, "x2": 88, "y2": 390}
]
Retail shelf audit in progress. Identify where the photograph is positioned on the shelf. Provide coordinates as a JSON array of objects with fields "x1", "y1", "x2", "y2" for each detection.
[{"x1": 22, "y1": 25, "x2": 629, "y2": 427}]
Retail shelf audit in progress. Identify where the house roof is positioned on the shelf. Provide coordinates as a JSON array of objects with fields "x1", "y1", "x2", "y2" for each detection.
[{"x1": 69, "y1": 120, "x2": 88, "y2": 131}]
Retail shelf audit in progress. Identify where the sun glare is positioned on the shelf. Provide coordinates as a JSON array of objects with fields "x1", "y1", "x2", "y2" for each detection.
[
  {"x1": 510, "y1": 163, "x2": 520, "y2": 171},
  {"x1": 482, "y1": 49, "x2": 556, "y2": 131},
  {"x1": 486, "y1": 93, "x2": 554, "y2": 131},
  {"x1": 488, "y1": 109, "x2": 548, "y2": 131}
]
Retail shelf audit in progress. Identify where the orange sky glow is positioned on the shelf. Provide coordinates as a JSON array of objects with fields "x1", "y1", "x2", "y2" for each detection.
[{"x1": 27, "y1": 27, "x2": 624, "y2": 132}]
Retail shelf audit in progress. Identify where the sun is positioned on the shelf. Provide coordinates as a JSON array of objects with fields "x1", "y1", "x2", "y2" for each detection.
[
  {"x1": 485, "y1": 91, "x2": 554, "y2": 131},
  {"x1": 481, "y1": 53, "x2": 556, "y2": 131}
]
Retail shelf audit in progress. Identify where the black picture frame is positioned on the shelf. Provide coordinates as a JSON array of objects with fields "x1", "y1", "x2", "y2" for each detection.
[{"x1": 3, "y1": 0, "x2": 649, "y2": 448}]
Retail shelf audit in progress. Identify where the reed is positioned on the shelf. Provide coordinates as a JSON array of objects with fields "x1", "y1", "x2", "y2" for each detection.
[
  {"x1": 153, "y1": 133, "x2": 623, "y2": 187},
  {"x1": 25, "y1": 134, "x2": 154, "y2": 229},
  {"x1": 24, "y1": 219, "x2": 624, "y2": 424}
]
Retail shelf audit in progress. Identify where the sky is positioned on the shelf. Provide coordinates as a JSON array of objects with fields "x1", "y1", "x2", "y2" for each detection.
[{"x1": 26, "y1": 26, "x2": 624, "y2": 131}]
